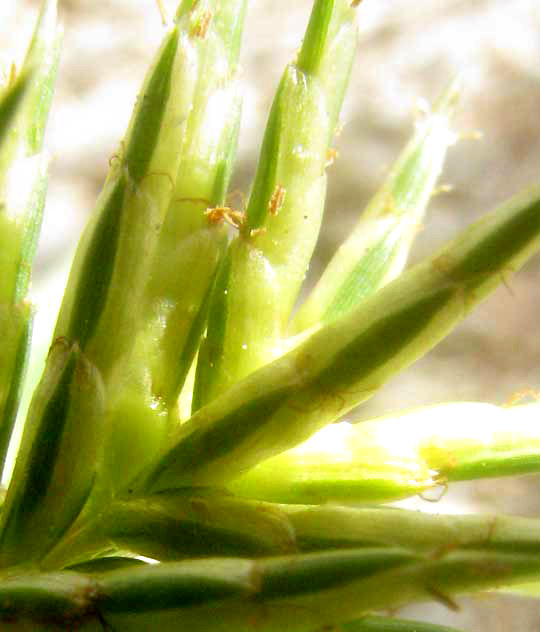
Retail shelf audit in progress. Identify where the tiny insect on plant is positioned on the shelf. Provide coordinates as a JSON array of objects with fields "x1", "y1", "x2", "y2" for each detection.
[
  {"x1": 1, "y1": 0, "x2": 540, "y2": 631},
  {"x1": 201, "y1": 186, "x2": 284, "y2": 235},
  {"x1": 205, "y1": 203, "x2": 245, "y2": 230}
]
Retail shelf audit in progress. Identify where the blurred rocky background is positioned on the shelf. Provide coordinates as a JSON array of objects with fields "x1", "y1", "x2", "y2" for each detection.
[{"x1": 2, "y1": 0, "x2": 540, "y2": 629}]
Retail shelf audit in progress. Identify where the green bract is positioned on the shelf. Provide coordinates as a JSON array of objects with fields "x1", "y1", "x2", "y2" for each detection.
[{"x1": 0, "y1": 0, "x2": 539, "y2": 630}]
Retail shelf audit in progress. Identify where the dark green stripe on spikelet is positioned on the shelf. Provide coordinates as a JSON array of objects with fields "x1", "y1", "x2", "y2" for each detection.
[
  {"x1": 169, "y1": 277, "x2": 214, "y2": 407},
  {"x1": 102, "y1": 491, "x2": 296, "y2": 561},
  {"x1": 450, "y1": 187, "x2": 540, "y2": 286},
  {"x1": 257, "y1": 549, "x2": 417, "y2": 600},
  {"x1": 0, "y1": 74, "x2": 30, "y2": 148},
  {"x1": 192, "y1": 249, "x2": 234, "y2": 412},
  {"x1": 124, "y1": 29, "x2": 180, "y2": 184},
  {"x1": 16, "y1": 346, "x2": 75, "y2": 518},
  {"x1": 296, "y1": 0, "x2": 334, "y2": 75},
  {"x1": 210, "y1": 93, "x2": 243, "y2": 206},
  {"x1": 66, "y1": 177, "x2": 126, "y2": 349},
  {"x1": 0, "y1": 341, "x2": 77, "y2": 558},
  {"x1": 55, "y1": 24, "x2": 181, "y2": 368},
  {"x1": 98, "y1": 560, "x2": 254, "y2": 612},
  {"x1": 0, "y1": 339, "x2": 104, "y2": 566},
  {"x1": 145, "y1": 383, "x2": 294, "y2": 491},
  {"x1": 315, "y1": 286, "x2": 454, "y2": 394},
  {"x1": 244, "y1": 92, "x2": 282, "y2": 231}
]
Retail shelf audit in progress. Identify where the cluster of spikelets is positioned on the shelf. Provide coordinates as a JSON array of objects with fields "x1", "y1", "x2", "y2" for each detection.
[{"x1": 1, "y1": 0, "x2": 540, "y2": 630}]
